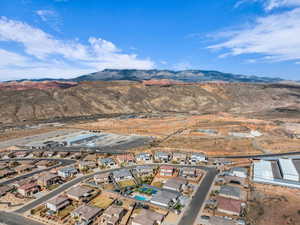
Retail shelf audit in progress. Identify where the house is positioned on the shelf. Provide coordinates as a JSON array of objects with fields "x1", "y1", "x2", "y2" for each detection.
[
  {"x1": 154, "y1": 152, "x2": 171, "y2": 162},
  {"x1": 116, "y1": 154, "x2": 135, "y2": 164},
  {"x1": 224, "y1": 175, "x2": 248, "y2": 187},
  {"x1": 82, "y1": 154, "x2": 97, "y2": 162},
  {"x1": 0, "y1": 185, "x2": 13, "y2": 197},
  {"x1": 18, "y1": 182, "x2": 40, "y2": 197},
  {"x1": 163, "y1": 178, "x2": 187, "y2": 192},
  {"x1": 32, "y1": 151, "x2": 43, "y2": 158},
  {"x1": 181, "y1": 167, "x2": 196, "y2": 177},
  {"x1": 46, "y1": 195, "x2": 70, "y2": 212},
  {"x1": 190, "y1": 153, "x2": 206, "y2": 164},
  {"x1": 13, "y1": 151, "x2": 28, "y2": 158},
  {"x1": 100, "y1": 205, "x2": 126, "y2": 225},
  {"x1": 71, "y1": 205, "x2": 102, "y2": 225},
  {"x1": 230, "y1": 167, "x2": 248, "y2": 178},
  {"x1": 94, "y1": 172, "x2": 110, "y2": 185},
  {"x1": 150, "y1": 190, "x2": 179, "y2": 208},
  {"x1": 78, "y1": 161, "x2": 97, "y2": 171},
  {"x1": 58, "y1": 167, "x2": 77, "y2": 178},
  {"x1": 0, "y1": 162, "x2": 8, "y2": 170},
  {"x1": 198, "y1": 215, "x2": 240, "y2": 225},
  {"x1": 37, "y1": 172, "x2": 61, "y2": 187},
  {"x1": 216, "y1": 196, "x2": 242, "y2": 216},
  {"x1": 135, "y1": 165, "x2": 155, "y2": 176},
  {"x1": 43, "y1": 151, "x2": 55, "y2": 157},
  {"x1": 98, "y1": 158, "x2": 117, "y2": 168},
  {"x1": 13, "y1": 178, "x2": 35, "y2": 188},
  {"x1": 219, "y1": 185, "x2": 243, "y2": 200},
  {"x1": 172, "y1": 152, "x2": 187, "y2": 164},
  {"x1": 113, "y1": 169, "x2": 133, "y2": 182},
  {"x1": 132, "y1": 208, "x2": 164, "y2": 225},
  {"x1": 71, "y1": 152, "x2": 83, "y2": 160},
  {"x1": 35, "y1": 160, "x2": 51, "y2": 169},
  {"x1": 0, "y1": 169, "x2": 16, "y2": 178},
  {"x1": 66, "y1": 186, "x2": 93, "y2": 201},
  {"x1": 15, "y1": 164, "x2": 36, "y2": 174},
  {"x1": 57, "y1": 152, "x2": 69, "y2": 158},
  {"x1": 159, "y1": 165, "x2": 174, "y2": 177},
  {"x1": 135, "y1": 153, "x2": 152, "y2": 162}
]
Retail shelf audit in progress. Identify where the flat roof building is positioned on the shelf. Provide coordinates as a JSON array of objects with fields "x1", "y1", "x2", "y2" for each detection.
[
  {"x1": 219, "y1": 185, "x2": 242, "y2": 200},
  {"x1": 253, "y1": 160, "x2": 274, "y2": 182},
  {"x1": 279, "y1": 158, "x2": 299, "y2": 181},
  {"x1": 252, "y1": 158, "x2": 300, "y2": 189}
]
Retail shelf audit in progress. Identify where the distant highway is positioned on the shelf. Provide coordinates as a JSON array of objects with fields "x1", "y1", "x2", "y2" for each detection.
[{"x1": 212, "y1": 151, "x2": 300, "y2": 159}]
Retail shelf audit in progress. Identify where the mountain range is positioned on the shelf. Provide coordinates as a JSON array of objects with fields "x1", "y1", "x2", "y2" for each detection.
[
  {"x1": 1, "y1": 69, "x2": 300, "y2": 125},
  {"x1": 7, "y1": 69, "x2": 291, "y2": 83}
]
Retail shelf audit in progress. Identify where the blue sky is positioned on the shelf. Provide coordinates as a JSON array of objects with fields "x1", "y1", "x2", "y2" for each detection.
[{"x1": 1, "y1": 0, "x2": 300, "y2": 81}]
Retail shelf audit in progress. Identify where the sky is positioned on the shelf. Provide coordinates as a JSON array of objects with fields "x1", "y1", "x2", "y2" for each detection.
[{"x1": 1, "y1": 0, "x2": 300, "y2": 81}]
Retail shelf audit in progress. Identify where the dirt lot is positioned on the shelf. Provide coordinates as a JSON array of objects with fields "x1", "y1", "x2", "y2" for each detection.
[
  {"x1": 246, "y1": 183, "x2": 300, "y2": 225},
  {"x1": 259, "y1": 137, "x2": 300, "y2": 153},
  {"x1": 72, "y1": 114, "x2": 276, "y2": 137},
  {"x1": 0, "y1": 193, "x2": 28, "y2": 211},
  {"x1": 71, "y1": 114, "x2": 296, "y2": 156},
  {"x1": 0, "y1": 127, "x2": 57, "y2": 142},
  {"x1": 2, "y1": 114, "x2": 299, "y2": 156},
  {"x1": 158, "y1": 136, "x2": 262, "y2": 156}
]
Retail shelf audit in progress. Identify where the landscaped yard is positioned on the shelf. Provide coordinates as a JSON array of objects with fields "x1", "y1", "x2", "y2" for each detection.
[
  {"x1": 57, "y1": 204, "x2": 75, "y2": 219},
  {"x1": 151, "y1": 181, "x2": 163, "y2": 188},
  {"x1": 91, "y1": 194, "x2": 114, "y2": 209},
  {"x1": 47, "y1": 184, "x2": 60, "y2": 191},
  {"x1": 102, "y1": 183, "x2": 115, "y2": 191},
  {"x1": 118, "y1": 179, "x2": 136, "y2": 188}
]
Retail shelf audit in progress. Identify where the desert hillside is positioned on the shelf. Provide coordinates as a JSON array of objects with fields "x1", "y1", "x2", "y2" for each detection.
[{"x1": 1, "y1": 81, "x2": 300, "y2": 124}]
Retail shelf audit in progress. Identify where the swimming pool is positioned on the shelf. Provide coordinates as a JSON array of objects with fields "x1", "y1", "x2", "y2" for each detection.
[{"x1": 134, "y1": 195, "x2": 149, "y2": 201}]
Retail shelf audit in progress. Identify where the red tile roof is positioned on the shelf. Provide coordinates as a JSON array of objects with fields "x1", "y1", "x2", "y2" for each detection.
[
  {"x1": 160, "y1": 165, "x2": 174, "y2": 170},
  {"x1": 19, "y1": 182, "x2": 39, "y2": 191},
  {"x1": 217, "y1": 196, "x2": 242, "y2": 214}
]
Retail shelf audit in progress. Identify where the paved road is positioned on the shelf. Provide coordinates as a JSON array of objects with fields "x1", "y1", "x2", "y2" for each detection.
[
  {"x1": 15, "y1": 165, "x2": 138, "y2": 214},
  {"x1": 178, "y1": 168, "x2": 218, "y2": 225},
  {"x1": 212, "y1": 151, "x2": 300, "y2": 159},
  {"x1": 0, "y1": 158, "x2": 76, "y2": 186},
  {"x1": 0, "y1": 211, "x2": 44, "y2": 225},
  {"x1": 15, "y1": 164, "x2": 212, "y2": 214}
]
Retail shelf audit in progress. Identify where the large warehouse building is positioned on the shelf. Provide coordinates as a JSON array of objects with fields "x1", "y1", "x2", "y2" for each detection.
[
  {"x1": 278, "y1": 158, "x2": 299, "y2": 182},
  {"x1": 253, "y1": 158, "x2": 300, "y2": 188}
]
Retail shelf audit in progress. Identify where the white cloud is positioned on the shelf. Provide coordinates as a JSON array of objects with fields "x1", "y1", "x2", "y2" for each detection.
[
  {"x1": 0, "y1": 17, "x2": 154, "y2": 81},
  {"x1": 36, "y1": 9, "x2": 62, "y2": 32},
  {"x1": 0, "y1": 49, "x2": 29, "y2": 67},
  {"x1": 208, "y1": 8, "x2": 300, "y2": 62},
  {"x1": 36, "y1": 10, "x2": 55, "y2": 22},
  {"x1": 235, "y1": 0, "x2": 300, "y2": 10},
  {"x1": 265, "y1": 0, "x2": 300, "y2": 10}
]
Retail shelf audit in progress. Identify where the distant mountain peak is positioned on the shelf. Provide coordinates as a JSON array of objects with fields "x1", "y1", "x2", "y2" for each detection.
[
  {"x1": 4, "y1": 69, "x2": 289, "y2": 84},
  {"x1": 71, "y1": 69, "x2": 284, "y2": 83}
]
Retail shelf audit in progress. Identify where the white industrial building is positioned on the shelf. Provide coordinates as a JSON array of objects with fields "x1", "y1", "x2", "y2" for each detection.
[
  {"x1": 252, "y1": 158, "x2": 300, "y2": 189},
  {"x1": 253, "y1": 160, "x2": 274, "y2": 182},
  {"x1": 278, "y1": 158, "x2": 299, "y2": 181}
]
